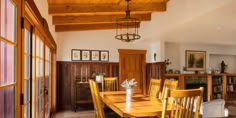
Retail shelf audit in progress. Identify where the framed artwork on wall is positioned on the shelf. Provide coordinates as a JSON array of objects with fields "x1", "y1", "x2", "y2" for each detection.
[
  {"x1": 185, "y1": 50, "x2": 206, "y2": 71},
  {"x1": 71, "y1": 49, "x2": 81, "y2": 61},
  {"x1": 91, "y1": 50, "x2": 100, "y2": 61},
  {"x1": 100, "y1": 50, "x2": 109, "y2": 61},
  {"x1": 81, "y1": 50, "x2": 91, "y2": 61}
]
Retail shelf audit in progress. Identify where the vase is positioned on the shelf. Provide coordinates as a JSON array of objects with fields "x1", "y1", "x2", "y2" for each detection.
[
  {"x1": 126, "y1": 88, "x2": 133, "y2": 96},
  {"x1": 126, "y1": 88, "x2": 133, "y2": 102}
]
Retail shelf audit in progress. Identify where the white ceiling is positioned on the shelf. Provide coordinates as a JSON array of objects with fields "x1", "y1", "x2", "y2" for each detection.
[{"x1": 160, "y1": 0, "x2": 236, "y2": 45}]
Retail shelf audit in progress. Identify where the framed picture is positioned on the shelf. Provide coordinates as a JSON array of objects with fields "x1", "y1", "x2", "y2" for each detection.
[
  {"x1": 91, "y1": 50, "x2": 100, "y2": 61},
  {"x1": 185, "y1": 50, "x2": 206, "y2": 71},
  {"x1": 71, "y1": 49, "x2": 81, "y2": 61},
  {"x1": 100, "y1": 50, "x2": 109, "y2": 61},
  {"x1": 81, "y1": 50, "x2": 90, "y2": 61}
]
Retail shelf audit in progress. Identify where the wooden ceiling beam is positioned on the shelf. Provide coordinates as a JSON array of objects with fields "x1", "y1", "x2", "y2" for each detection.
[
  {"x1": 53, "y1": 13, "x2": 151, "y2": 25},
  {"x1": 49, "y1": 3, "x2": 167, "y2": 16},
  {"x1": 55, "y1": 23, "x2": 140, "y2": 32}
]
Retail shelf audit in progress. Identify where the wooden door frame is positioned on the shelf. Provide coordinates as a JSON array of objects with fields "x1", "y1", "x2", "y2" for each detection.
[{"x1": 118, "y1": 49, "x2": 147, "y2": 95}]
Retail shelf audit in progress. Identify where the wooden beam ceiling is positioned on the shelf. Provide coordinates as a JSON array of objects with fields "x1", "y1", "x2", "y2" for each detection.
[
  {"x1": 49, "y1": 3, "x2": 166, "y2": 16},
  {"x1": 48, "y1": 0, "x2": 168, "y2": 5},
  {"x1": 55, "y1": 23, "x2": 140, "y2": 32},
  {"x1": 47, "y1": 0, "x2": 169, "y2": 32},
  {"x1": 53, "y1": 13, "x2": 151, "y2": 25}
]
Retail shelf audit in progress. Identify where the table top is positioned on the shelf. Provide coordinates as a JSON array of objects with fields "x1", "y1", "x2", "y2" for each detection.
[{"x1": 100, "y1": 91, "x2": 170, "y2": 117}]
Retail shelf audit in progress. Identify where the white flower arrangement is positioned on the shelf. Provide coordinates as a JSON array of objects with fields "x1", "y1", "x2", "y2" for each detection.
[{"x1": 121, "y1": 78, "x2": 137, "y2": 89}]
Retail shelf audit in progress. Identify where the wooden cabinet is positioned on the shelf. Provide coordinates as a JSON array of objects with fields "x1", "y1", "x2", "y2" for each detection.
[
  {"x1": 226, "y1": 74, "x2": 236, "y2": 101},
  {"x1": 73, "y1": 81, "x2": 102, "y2": 111},
  {"x1": 73, "y1": 82, "x2": 92, "y2": 111},
  {"x1": 166, "y1": 73, "x2": 236, "y2": 101},
  {"x1": 211, "y1": 74, "x2": 225, "y2": 100}
]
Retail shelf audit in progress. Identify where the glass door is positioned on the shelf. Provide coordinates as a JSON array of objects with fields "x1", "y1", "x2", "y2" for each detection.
[
  {"x1": 0, "y1": 0, "x2": 17, "y2": 117},
  {"x1": 23, "y1": 18, "x2": 33, "y2": 118},
  {"x1": 34, "y1": 32, "x2": 44, "y2": 118},
  {"x1": 23, "y1": 19, "x2": 52, "y2": 118},
  {"x1": 45, "y1": 46, "x2": 51, "y2": 118}
]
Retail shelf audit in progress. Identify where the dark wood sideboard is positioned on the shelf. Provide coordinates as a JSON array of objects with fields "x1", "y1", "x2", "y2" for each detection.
[{"x1": 56, "y1": 61, "x2": 165, "y2": 111}]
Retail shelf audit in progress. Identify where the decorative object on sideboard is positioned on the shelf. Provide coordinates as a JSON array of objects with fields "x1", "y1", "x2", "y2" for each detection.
[
  {"x1": 92, "y1": 72, "x2": 105, "y2": 82},
  {"x1": 71, "y1": 49, "x2": 81, "y2": 61},
  {"x1": 185, "y1": 50, "x2": 206, "y2": 71},
  {"x1": 100, "y1": 50, "x2": 109, "y2": 61},
  {"x1": 221, "y1": 60, "x2": 227, "y2": 73},
  {"x1": 164, "y1": 59, "x2": 172, "y2": 73},
  {"x1": 154, "y1": 52, "x2": 157, "y2": 61},
  {"x1": 115, "y1": 0, "x2": 141, "y2": 42},
  {"x1": 80, "y1": 66, "x2": 89, "y2": 83}
]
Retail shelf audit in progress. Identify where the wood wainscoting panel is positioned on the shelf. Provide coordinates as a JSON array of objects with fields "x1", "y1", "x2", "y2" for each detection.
[
  {"x1": 56, "y1": 61, "x2": 166, "y2": 111},
  {"x1": 146, "y1": 62, "x2": 166, "y2": 92},
  {"x1": 56, "y1": 61, "x2": 119, "y2": 111}
]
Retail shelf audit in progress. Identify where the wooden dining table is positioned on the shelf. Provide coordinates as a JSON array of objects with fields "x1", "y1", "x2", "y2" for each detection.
[{"x1": 100, "y1": 91, "x2": 171, "y2": 118}]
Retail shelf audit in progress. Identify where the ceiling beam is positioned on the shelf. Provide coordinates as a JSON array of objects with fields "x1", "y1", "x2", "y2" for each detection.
[
  {"x1": 49, "y1": 3, "x2": 167, "y2": 16},
  {"x1": 55, "y1": 23, "x2": 141, "y2": 32},
  {"x1": 53, "y1": 13, "x2": 151, "y2": 25}
]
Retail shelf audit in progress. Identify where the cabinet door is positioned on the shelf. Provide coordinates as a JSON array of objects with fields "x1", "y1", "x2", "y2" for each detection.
[{"x1": 119, "y1": 49, "x2": 146, "y2": 94}]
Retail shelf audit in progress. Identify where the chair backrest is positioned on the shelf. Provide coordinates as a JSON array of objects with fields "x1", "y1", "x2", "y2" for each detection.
[
  {"x1": 148, "y1": 78, "x2": 161, "y2": 98},
  {"x1": 161, "y1": 79, "x2": 179, "y2": 100},
  {"x1": 102, "y1": 77, "x2": 118, "y2": 92},
  {"x1": 89, "y1": 79, "x2": 105, "y2": 118},
  {"x1": 202, "y1": 99, "x2": 226, "y2": 117},
  {"x1": 162, "y1": 87, "x2": 204, "y2": 118}
]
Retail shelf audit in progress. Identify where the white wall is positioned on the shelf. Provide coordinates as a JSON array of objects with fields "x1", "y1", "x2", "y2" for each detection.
[
  {"x1": 34, "y1": 0, "x2": 236, "y2": 63},
  {"x1": 34, "y1": 0, "x2": 57, "y2": 43},
  {"x1": 210, "y1": 54, "x2": 236, "y2": 73},
  {"x1": 56, "y1": 29, "x2": 163, "y2": 62},
  {"x1": 165, "y1": 42, "x2": 236, "y2": 73},
  {"x1": 165, "y1": 42, "x2": 181, "y2": 71}
]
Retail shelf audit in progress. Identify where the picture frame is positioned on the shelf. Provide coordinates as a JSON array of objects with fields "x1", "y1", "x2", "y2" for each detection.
[
  {"x1": 81, "y1": 50, "x2": 91, "y2": 61},
  {"x1": 185, "y1": 50, "x2": 206, "y2": 71},
  {"x1": 91, "y1": 50, "x2": 100, "y2": 61},
  {"x1": 100, "y1": 50, "x2": 109, "y2": 61},
  {"x1": 71, "y1": 49, "x2": 81, "y2": 61}
]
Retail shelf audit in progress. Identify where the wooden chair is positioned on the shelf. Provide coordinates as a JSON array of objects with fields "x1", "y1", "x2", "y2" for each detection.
[
  {"x1": 161, "y1": 87, "x2": 204, "y2": 118},
  {"x1": 148, "y1": 78, "x2": 161, "y2": 98},
  {"x1": 161, "y1": 79, "x2": 179, "y2": 100},
  {"x1": 89, "y1": 79, "x2": 105, "y2": 118},
  {"x1": 102, "y1": 77, "x2": 118, "y2": 92}
]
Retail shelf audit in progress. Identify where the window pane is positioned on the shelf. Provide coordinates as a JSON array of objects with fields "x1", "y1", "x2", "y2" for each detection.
[
  {"x1": 0, "y1": 0, "x2": 16, "y2": 42},
  {"x1": 0, "y1": 41, "x2": 16, "y2": 85},
  {"x1": 24, "y1": 104, "x2": 30, "y2": 118},
  {"x1": 24, "y1": 56, "x2": 30, "y2": 79},
  {"x1": 36, "y1": 95, "x2": 42, "y2": 118},
  {"x1": 24, "y1": 80, "x2": 30, "y2": 102},
  {"x1": 24, "y1": 29, "x2": 31, "y2": 54},
  {"x1": 45, "y1": 46, "x2": 50, "y2": 60},
  {"x1": 0, "y1": 86, "x2": 15, "y2": 118}
]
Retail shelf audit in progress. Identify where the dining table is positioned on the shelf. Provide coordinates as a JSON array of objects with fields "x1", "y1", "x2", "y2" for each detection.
[{"x1": 100, "y1": 91, "x2": 171, "y2": 118}]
